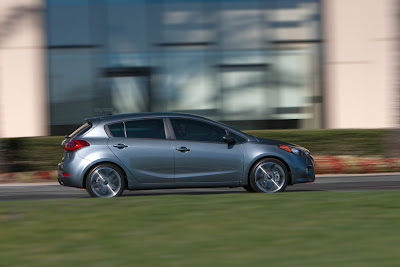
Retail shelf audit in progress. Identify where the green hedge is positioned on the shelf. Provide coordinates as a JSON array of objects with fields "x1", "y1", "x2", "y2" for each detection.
[
  {"x1": 245, "y1": 129, "x2": 389, "y2": 156},
  {"x1": 2, "y1": 136, "x2": 64, "y2": 172},
  {"x1": 0, "y1": 129, "x2": 390, "y2": 172}
]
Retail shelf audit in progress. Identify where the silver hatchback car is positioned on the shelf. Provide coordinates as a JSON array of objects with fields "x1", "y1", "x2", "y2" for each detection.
[{"x1": 58, "y1": 113, "x2": 315, "y2": 197}]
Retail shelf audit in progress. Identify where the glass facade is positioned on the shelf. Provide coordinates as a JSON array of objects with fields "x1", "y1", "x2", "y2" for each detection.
[{"x1": 46, "y1": 0, "x2": 323, "y2": 135}]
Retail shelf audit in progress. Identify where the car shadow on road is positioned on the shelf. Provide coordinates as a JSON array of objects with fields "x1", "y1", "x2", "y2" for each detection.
[
  {"x1": 121, "y1": 188, "x2": 323, "y2": 197},
  {"x1": 122, "y1": 189, "x2": 246, "y2": 197}
]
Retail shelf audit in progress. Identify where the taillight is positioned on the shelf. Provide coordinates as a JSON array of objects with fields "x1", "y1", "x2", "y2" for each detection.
[{"x1": 63, "y1": 140, "x2": 90, "y2": 151}]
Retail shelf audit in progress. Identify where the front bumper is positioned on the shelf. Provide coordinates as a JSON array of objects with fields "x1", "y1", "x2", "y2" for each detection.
[{"x1": 291, "y1": 153, "x2": 315, "y2": 184}]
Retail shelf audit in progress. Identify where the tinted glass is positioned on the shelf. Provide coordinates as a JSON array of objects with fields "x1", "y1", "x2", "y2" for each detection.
[
  {"x1": 171, "y1": 119, "x2": 226, "y2": 142},
  {"x1": 229, "y1": 131, "x2": 247, "y2": 143},
  {"x1": 108, "y1": 122, "x2": 125, "y2": 137},
  {"x1": 125, "y1": 119, "x2": 165, "y2": 139},
  {"x1": 68, "y1": 122, "x2": 91, "y2": 138}
]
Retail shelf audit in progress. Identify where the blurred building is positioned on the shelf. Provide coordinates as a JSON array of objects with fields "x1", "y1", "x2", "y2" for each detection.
[{"x1": 0, "y1": 0, "x2": 397, "y2": 137}]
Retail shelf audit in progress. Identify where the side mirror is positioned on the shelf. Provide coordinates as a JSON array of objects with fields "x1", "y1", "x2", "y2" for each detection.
[{"x1": 222, "y1": 135, "x2": 236, "y2": 145}]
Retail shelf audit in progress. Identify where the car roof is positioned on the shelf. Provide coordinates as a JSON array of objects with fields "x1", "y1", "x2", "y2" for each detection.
[
  {"x1": 85, "y1": 112, "x2": 256, "y2": 141},
  {"x1": 87, "y1": 112, "x2": 216, "y2": 124}
]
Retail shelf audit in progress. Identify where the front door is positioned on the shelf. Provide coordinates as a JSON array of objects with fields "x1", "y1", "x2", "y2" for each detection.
[{"x1": 169, "y1": 118, "x2": 244, "y2": 184}]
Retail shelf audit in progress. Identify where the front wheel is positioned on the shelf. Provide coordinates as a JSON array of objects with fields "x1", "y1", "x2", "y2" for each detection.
[
  {"x1": 86, "y1": 164, "x2": 126, "y2": 198},
  {"x1": 249, "y1": 158, "x2": 289, "y2": 193}
]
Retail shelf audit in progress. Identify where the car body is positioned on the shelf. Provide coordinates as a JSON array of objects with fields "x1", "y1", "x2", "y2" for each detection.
[{"x1": 58, "y1": 112, "x2": 315, "y2": 197}]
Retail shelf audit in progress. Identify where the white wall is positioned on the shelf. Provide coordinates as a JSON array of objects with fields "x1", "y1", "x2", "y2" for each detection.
[
  {"x1": 323, "y1": 0, "x2": 398, "y2": 128},
  {"x1": 0, "y1": 0, "x2": 48, "y2": 137}
]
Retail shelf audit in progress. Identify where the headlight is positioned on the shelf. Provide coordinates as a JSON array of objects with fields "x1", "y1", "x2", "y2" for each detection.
[{"x1": 279, "y1": 145, "x2": 306, "y2": 156}]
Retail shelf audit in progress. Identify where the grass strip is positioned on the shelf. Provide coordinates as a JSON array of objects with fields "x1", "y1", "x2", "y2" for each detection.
[{"x1": 1, "y1": 191, "x2": 400, "y2": 266}]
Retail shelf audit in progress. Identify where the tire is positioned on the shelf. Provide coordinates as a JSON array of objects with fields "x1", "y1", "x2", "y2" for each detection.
[
  {"x1": 249, "y1": 158, "x2": 289, "y2": 193},
  {"x1": 86, "y1": 163, "x2": 126, "y2": 198}
]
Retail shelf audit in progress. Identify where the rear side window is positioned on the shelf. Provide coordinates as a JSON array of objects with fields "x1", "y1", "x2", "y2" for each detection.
[
  {"x1": 108, "y1": 122, "x2": 125, "y2": 137},
  {"x1": 68, "y1": 122, "x2": 92, "y2": 138},
  {"x1": 125, "y1": 119, "x2": 165, "y2": 139}
]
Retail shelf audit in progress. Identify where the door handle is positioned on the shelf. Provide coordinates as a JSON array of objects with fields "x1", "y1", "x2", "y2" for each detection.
[
  {"x1": 176, "y1": 147, "x2": 190, "y2": 153},
  {"x1": 113, "y1": 144, "x2": 128, "y2": 149}
]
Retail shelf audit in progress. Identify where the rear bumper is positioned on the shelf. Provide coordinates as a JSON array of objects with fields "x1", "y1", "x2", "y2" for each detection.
[
  {"x1": 57, "y1": 175, "x2": 63, "y2": 185},
  {"x1": 58, "y1": 153, "x2": 91, "y2": 188},
  {"x1": 58, "y1": 162, "x2": 84, "y2": 188}
]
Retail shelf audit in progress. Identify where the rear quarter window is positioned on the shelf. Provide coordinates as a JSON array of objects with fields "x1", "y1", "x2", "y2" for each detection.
[{"x1": 107, "y1": 122, "x2": 125, "y2": 137}]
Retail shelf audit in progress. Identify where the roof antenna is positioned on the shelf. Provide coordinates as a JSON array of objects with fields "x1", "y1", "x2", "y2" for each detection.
[{"x1": 99, "y1": 106, "x2": 112, "y2": 116}]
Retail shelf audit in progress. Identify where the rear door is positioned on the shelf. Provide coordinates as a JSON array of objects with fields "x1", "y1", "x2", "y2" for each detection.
[
  {"x1": 169, "y1": 118, "x2": 244, "y2": 184},
  {"x1": 107, "y1": 118, "x2": 174, "y2": 184}
]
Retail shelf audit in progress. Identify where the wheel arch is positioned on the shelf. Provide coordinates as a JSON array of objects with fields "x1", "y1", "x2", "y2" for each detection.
[
  {"x1": 82, "y1": 161, "x2": 128, "y2": 189},
  {"x1": 247, "y1": 155, "x2": 292, "y2": 186}
]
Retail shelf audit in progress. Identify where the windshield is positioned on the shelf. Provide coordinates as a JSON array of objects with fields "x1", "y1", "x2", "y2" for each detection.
[{"x1": 67, "y1": 122, "x2": 92, "y2": 138}]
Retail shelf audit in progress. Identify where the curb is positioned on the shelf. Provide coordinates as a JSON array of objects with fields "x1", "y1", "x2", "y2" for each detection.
[
  {"x1": 0, "y1": 182, "x2": 59, "y2": 187},
  {"x1": 316, "y1": 172, "x2": 400, "y2": 178}
]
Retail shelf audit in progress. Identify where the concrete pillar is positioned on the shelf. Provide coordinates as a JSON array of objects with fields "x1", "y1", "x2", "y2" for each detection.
[
  {"x1": 0, "y1": 0, "x2": 48, "y2": 137},
  {"x1": 323, "y1": 0, "x2": 398, "y2": 128}
]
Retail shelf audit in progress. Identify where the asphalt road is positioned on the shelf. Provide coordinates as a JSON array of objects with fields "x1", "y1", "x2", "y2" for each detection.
[{"x1": 1, "y1": 173, "x2": 400, "y2": 201}]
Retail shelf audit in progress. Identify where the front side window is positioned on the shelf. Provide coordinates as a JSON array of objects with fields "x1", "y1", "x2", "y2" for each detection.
[
  {"x1": 171, "y1": 118, "x2": 227, "y2": 142},
  {"x1": 229, "y1": 131, "x2": 247, "y2": 143},
  {"x1": 125, "y1": 119, "x2": 165, "y2": 139}
]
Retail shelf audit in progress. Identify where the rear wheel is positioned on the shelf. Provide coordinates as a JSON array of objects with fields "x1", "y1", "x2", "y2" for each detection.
[
  {"x1": 249, "y1": 158, "x2": 288, "y2": 193},
  {"x1": 86, "y1": 163, "x2": 126, "y2": 198}
]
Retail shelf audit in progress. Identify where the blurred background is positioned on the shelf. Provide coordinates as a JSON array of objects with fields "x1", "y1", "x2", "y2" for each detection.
[
  {"x1": 0, "y1": 3, "x2": 399, "y2": 264},
  {"x1": 0, "y1": 0, "x2": 397, "y2": 138}
]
